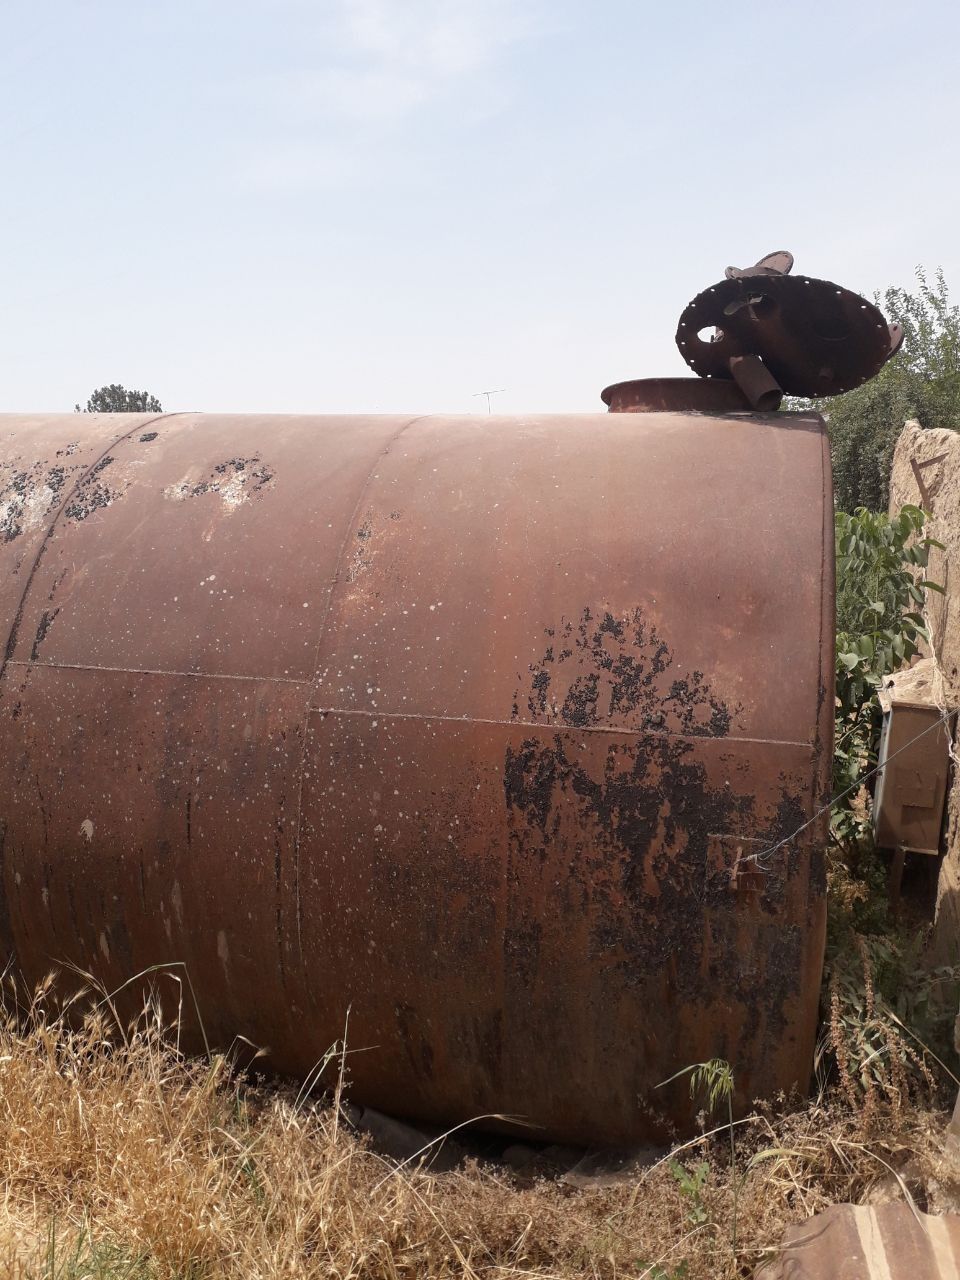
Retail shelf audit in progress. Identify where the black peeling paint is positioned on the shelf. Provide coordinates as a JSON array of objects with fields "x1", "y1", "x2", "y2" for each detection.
[
  {"x1": 30, "y1": 608, "x2": 60, "y2": 660},
  {"x1": 515, "y1": 607, "x2": 738, "y2": 737},
  {"x1": 503, "y1": 607, "x2": 816, "y2": 1113},
  {"x1": 0, "y1": 463, "x2": 71, "y2": 543},
  {"x1": 175, "y1": 457, "x2": 275, "y2": 501},
  {"x1": 64, "y1": 467, "x2": 119, "y2": 521}
]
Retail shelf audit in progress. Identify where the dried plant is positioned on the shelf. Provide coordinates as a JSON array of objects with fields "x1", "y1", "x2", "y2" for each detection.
[{"x1": 0, "y1": 972, "x2": 956, "y2": 1280}]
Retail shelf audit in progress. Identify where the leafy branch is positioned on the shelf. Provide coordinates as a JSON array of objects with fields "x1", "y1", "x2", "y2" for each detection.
[{"x1": 832, "y1": 504, "x2": 943, "y2": 847}]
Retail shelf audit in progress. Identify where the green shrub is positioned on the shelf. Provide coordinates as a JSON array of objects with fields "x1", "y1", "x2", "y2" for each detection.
[{"x1": 832, "y1": 505, "x2": 942, "y2": 848}]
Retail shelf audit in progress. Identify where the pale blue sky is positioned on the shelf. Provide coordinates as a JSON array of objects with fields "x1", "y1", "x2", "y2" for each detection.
[{"x1": 2, "y1": 0, "x2": 957, "y2": 414}]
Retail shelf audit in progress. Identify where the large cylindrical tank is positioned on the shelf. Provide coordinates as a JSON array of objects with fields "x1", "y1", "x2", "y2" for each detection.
[{"x1": 0, "y1": 406, "x2": 832, "y2": 1145}]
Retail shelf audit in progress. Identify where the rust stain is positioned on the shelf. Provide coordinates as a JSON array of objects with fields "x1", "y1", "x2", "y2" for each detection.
[{"x1": 347, "y1": 517, "x2": 374, "y2": 582}]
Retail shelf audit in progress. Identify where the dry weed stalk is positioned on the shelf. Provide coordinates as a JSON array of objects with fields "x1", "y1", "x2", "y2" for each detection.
[
  {"x1": 0, "y1": 973, "x2": 955, "y2": 1280},
  {"x1": 822, "y1": 931, "x2": 949, "y2": 1121}
]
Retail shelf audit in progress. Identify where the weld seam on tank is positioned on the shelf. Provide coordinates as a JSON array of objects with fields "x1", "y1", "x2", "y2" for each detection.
[
  {"x1": 310, "y1": 704, "x2": 814, "y2": 748},
  {"x1": 289, "y1": 413, "x2": 427, "y2": 971},
  {"x1": 7, "y1": 659, "x2": 313, "y2": 687}
]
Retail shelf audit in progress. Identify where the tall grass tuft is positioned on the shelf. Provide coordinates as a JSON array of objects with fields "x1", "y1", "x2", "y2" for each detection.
[{"x1": 0, "y1": 970, "x2": 956, "y2": 1279}]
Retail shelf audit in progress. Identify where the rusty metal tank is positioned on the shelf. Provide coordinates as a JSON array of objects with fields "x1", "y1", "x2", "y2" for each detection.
[{"x1": 0, "y1": 255, "x2": 899, "y2": 1145}]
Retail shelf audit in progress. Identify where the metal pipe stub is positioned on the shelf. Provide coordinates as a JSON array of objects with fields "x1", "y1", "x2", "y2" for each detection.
[{"x1": 728, "y1": 354, "x2": 783, "y2": 412}]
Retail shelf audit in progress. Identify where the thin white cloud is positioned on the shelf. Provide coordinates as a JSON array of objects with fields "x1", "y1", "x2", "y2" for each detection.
[
  {"x1": 256, "y1": 0, "x2": 541, "y2": 125},
  {"x1": 231, "y1": 0, "x2": 545, "y2": 190},
  {"x1": 260, "y1": 65, "x2": 432, "y2": 125},
  {"x1": 239, "y1": 137, "x2": 375, "y2": 192},
  {"x1": 339, "y1": 0, "x2": 539, "y2": 79}
]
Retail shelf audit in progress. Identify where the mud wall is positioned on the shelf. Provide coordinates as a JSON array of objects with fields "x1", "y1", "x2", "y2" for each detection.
[{"x1": 888, "y1": 421, "x2": 960, "y2": 956}]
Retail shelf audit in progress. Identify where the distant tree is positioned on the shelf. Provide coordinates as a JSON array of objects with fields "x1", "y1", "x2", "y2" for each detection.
[
  {"x1": 75, "y1": 384, "x2": 163, "y2": 414},
  {"x1": 809, "y1": 268, "x2": 960, "y2": 512}
]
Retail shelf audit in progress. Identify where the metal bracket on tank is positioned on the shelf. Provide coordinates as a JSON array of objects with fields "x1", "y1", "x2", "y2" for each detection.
[
  {"x1": 602, "y1": 251, "x2": 904, "y2": 413},
  {"x1": 675, "y1": 251, "x2": 904, "y2": 409}
]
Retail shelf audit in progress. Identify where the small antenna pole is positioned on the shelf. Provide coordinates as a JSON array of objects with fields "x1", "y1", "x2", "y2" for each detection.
[{"x1": 473, "y1": 389, "x2": 505, "y2": 414}]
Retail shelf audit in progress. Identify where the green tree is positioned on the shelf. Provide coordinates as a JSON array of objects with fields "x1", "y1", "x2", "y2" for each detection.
[
  {"x1": 811, "y1": 268, "x2": 960, "y2": 512},
  {"x1": 75, "y1": 384, "x2": 162, "y2": 414}
]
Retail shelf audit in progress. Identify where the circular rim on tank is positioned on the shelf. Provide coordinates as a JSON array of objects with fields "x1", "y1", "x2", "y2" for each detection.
[{"x1": 601, "y1": 377, "x2": 753, "y2": 413}]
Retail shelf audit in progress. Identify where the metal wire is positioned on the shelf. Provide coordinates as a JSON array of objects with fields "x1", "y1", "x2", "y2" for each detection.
[{"x1": 743, "y1": 707, "x2": 957, "y2": 869}]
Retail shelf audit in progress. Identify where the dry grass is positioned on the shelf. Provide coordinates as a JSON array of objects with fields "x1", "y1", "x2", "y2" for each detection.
[{"x1": 0, "y1": 974, "x2": 957, "y2": 1280}]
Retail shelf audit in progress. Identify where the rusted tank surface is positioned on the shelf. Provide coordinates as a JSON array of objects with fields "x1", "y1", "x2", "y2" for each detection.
[{"x1": 0, "y1": 402, "x2": 833, "y2": 1145}]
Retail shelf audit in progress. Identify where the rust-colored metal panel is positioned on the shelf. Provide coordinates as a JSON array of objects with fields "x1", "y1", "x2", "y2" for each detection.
[
  {"x1": 0, "y1": 408, "x2": 832, "y2": 1145},
  {"x1": 298, "y1": 714, "x2": 824, "y2": 1144},
  {"x1": 758, "y1": 1203, "x2": 960, "y2": 1280},
  {"x1": 312, "y1": 411, "x2": 826, "y2": 743},
  {"x1": 3, "y1": 414, "x2": 413, "y2": 679},
  {"x1": 0, "y1": 414, "x2": 163, "y2": 665}
]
